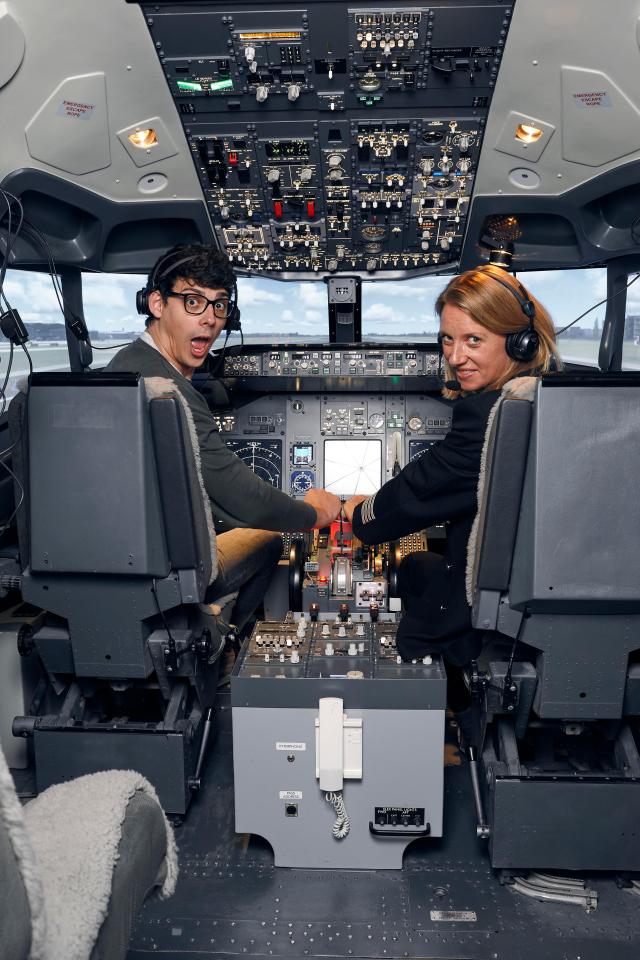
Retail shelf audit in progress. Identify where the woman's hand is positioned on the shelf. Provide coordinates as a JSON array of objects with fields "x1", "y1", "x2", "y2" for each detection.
[{"x1": 343, "y1": 494, "x2": 368, "y2": 522}]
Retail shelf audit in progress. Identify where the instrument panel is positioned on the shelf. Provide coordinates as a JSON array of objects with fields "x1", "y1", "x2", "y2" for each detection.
[
  {"x1": 204, "y1": 345, "x2": 451, "y2": 496},
  {"x1": 203, "y1": 343, "x2": 450, "y2": 612},
  {"x1": 142, "y1": 1, "x2": 512, "y2": 278}
]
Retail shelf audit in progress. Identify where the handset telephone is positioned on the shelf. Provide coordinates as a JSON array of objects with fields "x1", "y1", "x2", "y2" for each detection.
[{"x1": 315, "y1": 697, "x2": 362, "y2": 839}]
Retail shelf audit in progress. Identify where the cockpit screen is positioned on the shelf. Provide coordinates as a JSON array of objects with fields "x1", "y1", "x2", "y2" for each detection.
[
  {"x1": 293, "y1": 443, "x2": 314, "y2": 465},
  {"x1": 323, "y1": 440, "x2": 382, "y2": 496}
]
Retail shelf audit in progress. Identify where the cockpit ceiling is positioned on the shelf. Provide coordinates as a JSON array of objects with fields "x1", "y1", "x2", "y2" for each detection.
[{"x1": 1, "y1": 0, "x2": 640, "y2": 276}]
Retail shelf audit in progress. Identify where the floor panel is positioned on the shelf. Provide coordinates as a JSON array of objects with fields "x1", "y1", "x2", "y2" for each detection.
[{"x1": 127, "y1": 696, "x2": 640, "y2": 960}]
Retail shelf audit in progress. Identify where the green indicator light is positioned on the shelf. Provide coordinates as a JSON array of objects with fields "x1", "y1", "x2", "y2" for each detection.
[
  {"x1": 177, "y1": 80, "x2": 203, "y2": 92},
  {"x1": 391, "y1": 375, "x2": 401, "y2": 384},
  {"x1": 210, "y1": 78, "x2": 234, "y2": 92}
]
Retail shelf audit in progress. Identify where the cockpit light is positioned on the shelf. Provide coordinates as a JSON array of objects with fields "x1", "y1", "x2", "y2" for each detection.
[
  {"x1": 515, "y1": 123, "x2": 543, "y2": 144},
  {"x1": 128, "y1": 128, "x2": 159, "y2": 149}
]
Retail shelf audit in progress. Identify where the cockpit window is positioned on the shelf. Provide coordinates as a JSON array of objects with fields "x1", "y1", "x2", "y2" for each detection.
[
  {"x1": 622, "y1": 280, "x2": 640, "y2": 371},
  {"x1": 523, "y1": 267, "x2": 607, "y2": 367},
  {"x1": 0, "y1": 265, "x2": 611, "y2": 401},
  {"x1": 237, "y1": 278, "x2": 325, "y2": 343},
  {"x1": 81, "y1": 272, "x2": 146, "y2": 363},
  {"x1": 362, "y1": 278, "x2": 443, "y2": 342},
  {"x1": 1, "y1": 269, "x2": 71, "y2": 398},
  {"x1": 362, "y1": 267, "x2": 608, "y2": 359}
]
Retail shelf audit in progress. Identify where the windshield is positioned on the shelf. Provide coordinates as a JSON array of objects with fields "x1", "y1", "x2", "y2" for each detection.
[{"x1": 0, "y1": 265, "x2": 609, "y2": 397}]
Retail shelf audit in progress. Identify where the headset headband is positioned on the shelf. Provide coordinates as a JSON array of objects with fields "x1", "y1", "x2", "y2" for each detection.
[{"x1": 135, "y1": 251, "x2": 241, "y2": 332}]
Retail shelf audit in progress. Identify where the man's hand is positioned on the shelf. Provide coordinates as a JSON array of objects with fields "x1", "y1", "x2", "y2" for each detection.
[
  {"x1": 304, "y1": 488, "x2": 342, "y2": 528},
  {"x1": 343, "y1": 494, "x2": 368, "y2": 522}
]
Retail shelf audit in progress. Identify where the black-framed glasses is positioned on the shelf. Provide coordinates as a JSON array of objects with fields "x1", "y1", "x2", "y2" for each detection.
[{"x1": 166, "y1": 291, "x2": 230, "y2": 318}]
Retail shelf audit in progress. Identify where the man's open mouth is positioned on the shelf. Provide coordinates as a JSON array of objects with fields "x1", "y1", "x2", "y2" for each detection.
[{"x1": 190, "y1": 336, "x2": 211, "y2": 358}]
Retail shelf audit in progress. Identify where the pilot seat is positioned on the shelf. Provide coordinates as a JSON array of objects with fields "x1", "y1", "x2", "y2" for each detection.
[
  {"x1": 6, "y1": 371, "x2": 231, "y2": 814},
  {"x1": 466, "y1": 372, "x2": 640, "y2": 873}
]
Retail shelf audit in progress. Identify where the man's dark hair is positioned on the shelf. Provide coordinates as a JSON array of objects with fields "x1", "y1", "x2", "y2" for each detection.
[{"x1": 145, "y1": 243, "x2": 236, "y2": 325}]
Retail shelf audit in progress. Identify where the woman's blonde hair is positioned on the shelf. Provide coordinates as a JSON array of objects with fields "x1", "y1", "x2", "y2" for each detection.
[{"x1": 435, "y1": 264, "x2": 562, "y2": 399}]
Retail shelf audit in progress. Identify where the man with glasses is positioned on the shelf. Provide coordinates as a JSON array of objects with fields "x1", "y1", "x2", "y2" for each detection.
[{"x1": 107, "y1": 243, "x2": 340, "y2": 634}]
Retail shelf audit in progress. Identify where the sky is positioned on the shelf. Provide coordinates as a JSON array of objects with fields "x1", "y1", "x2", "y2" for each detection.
[{"x1": 1, "y1": 263, "x2": 628, "y2": 344}]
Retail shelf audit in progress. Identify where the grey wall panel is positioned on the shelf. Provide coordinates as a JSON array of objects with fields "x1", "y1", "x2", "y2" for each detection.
[{"x1": 0, "y1": 1, "x2": 203, "y2": 210}]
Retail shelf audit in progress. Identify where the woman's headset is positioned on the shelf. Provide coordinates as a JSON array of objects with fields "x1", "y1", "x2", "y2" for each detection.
[
  {"x1": 135, "y1": 251, "x2": 242, "y2": 332},
  {"x1": 485, "y1": 271, "x2": 539, "y2": 363}
]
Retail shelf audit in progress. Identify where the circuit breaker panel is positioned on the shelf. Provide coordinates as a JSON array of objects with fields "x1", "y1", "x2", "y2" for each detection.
[{"x1": 231, "y1": 612, "x2": 446, "y2": 869}]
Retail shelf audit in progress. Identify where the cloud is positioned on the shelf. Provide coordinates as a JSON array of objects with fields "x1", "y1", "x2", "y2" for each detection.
[
  {"x1": 303, "y1": 309, "x2": 323, "y2": 328},
  {"x1": 298, "y1": 284, "x2": 326, "y2": 308},
  {"x1": 364, "y1": 279, "x2": 441, "y2": 301},
  {"x1": 237, "y1": 279, "x2": 284, "y2": 306},
  {"x1": 363, "y1": 302, "x2": 395, "y2": 324},
  {"x1": 4, "y1": 273, "x2": 60, "y2": 314},
  {"x1": 82, "y1": 280, "x2": 129, "y2": 309},
  {"x1": 281, "y1": 309, "x2": 294, "y2": 322}
]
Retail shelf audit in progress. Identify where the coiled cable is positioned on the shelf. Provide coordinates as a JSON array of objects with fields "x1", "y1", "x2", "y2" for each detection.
[{"x1": 325, "y1": 790, "x2": 350, "y2": 840}]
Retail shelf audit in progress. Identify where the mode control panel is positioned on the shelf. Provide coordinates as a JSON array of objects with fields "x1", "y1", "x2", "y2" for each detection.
[{"x1": 223, "y1": 347, "x2": 441, "y2": 378}]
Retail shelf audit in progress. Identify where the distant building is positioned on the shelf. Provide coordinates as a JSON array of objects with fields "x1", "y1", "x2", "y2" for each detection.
[{"x1": 625, "y1": 315, "x2": 640, "y2": 341}]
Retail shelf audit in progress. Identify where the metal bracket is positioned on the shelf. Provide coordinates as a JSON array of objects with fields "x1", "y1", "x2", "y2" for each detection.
[{"x1": 500, "y1": 677, "x2": 519, "y2": 712}]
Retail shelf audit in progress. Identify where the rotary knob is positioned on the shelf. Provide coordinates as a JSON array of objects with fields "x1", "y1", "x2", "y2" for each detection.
[
  {"x1": 267, "y1": 169, "x2": 280, "y2": 183},
  {"x1": 419, "y1": 157, "x2": 434, "y2": 175},
  {"x1": 255, "y1": 85, "x2": 269, "y2": 103},
  {"x1": 287, "y1": 83, "x2": 301, "y2": 102},
  {"x1": 244, "y1": 45, "x2": 256, "y2": 62},
  {"x1": 440, "y1": 237, "x2": 451, "y2": 251},
  {"x1": 299, "y1": 167, "x2": 313, "y2": 182},
  {"x1": 457, "y1": 157, "x2": 471, "y2": 174},
  {"x1": 439, "y1": 155, "x2": 452, "y2": 173},
  {"x1": 458, "y1": 134, "x2": 470, "y2": 152},
  {"x1": 328, "y1": 154, "x2": 342, "y2": 167}
]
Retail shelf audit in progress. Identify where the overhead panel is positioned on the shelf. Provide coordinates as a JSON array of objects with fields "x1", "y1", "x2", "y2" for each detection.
[{"x1": 141, "y1": 1, "x2": 513, "y2": 279}]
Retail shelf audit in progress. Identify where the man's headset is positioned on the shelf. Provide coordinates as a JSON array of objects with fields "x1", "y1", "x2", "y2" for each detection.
[
  {"x1": 487, "y1": 272, "x2": 539, "y2": 363},
  {"x1": 136, "y1": 251, "x2": 242, "y2": 332}
]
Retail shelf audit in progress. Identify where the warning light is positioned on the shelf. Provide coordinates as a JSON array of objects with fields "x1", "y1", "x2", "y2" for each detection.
[
  {"x1": 127, "y1": 128, "x2": 158, "y2": 149},
  {"x1": 306, "y1": 200, "x2": 315, "y2": 218},
  {"x1": 274, "y1": 201, "x2": 283, "y2": 219},
  {"x1": 228, "y1": 152, "x2": 238, "y2": 165},
  {"x1": 515, "y1": 122, "x2": 543, "y2": 144},
  {"x1": 318, "y1": 575, "x2": 328, "y2": 583}
]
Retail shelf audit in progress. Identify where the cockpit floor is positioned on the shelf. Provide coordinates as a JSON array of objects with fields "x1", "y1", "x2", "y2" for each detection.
[{"x1": 126, "y1": 693, "x2": 640, "y2": 960}]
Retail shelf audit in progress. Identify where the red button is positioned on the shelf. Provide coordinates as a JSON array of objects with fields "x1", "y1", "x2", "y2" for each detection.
[
  {"x1": 228, "y1": 152, "x2": 238, "y2": 165},
  {"x1": 274, "y1": 201, "x2": 283, "y2": 219},
  {"x1": 306, "y1": 200, "x2": 315, "y2": 218}
]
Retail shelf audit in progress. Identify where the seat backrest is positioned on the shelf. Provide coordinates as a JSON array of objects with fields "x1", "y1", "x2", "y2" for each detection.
[
  {"x1": 468, "y1": 372, "x2": 640, "y2": 720},
  {"x1": 8, "y1": 372, "x2": 216, "y2": 678},
  {"x1": 22, "y1": 371, "x2": 215, "y2": 583},
  {"x1": 510, "y1": 374, "x2": 640, "y2": 612}
]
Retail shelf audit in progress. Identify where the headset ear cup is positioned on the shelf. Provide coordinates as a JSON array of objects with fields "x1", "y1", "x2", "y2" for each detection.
[
  {"x1": 505, "y1": 328, "x2": 539, "y2": 363},
  {"x1": 136, "y1": 287, "x2": 150, "y2": 316}
]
